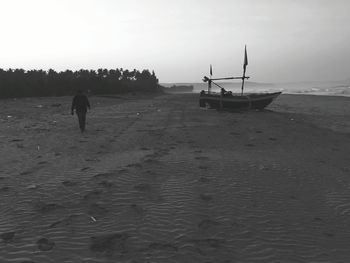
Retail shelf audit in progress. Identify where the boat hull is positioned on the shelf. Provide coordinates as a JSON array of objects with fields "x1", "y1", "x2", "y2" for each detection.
[{"x1": 199, "y1": 92, "x2": 282, "y2": 110}]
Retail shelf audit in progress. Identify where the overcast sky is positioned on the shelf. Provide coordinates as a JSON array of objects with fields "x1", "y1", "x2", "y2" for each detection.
[{"x1": 0, "y1": 0, "x2": 349, "y2": 83}]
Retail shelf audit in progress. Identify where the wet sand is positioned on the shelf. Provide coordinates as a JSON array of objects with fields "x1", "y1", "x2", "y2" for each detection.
[{"x1": 1, "y1": 93, "x2": 350, "y2": 262}]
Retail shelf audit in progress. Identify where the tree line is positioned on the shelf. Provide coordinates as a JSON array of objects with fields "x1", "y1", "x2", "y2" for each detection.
[{"x1": 0, "y1": 68, "x2": 161, "y2": 98}]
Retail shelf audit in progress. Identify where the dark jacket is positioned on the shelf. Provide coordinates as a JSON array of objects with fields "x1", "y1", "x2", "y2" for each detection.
[{"x1": 71, "y1": 94, "x2": 90, "y2": 113}]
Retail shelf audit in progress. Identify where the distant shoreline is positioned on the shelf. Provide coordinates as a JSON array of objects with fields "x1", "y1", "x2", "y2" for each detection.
[{"x1": 161, "y1": 80, "x2": 350, "y2": 97}]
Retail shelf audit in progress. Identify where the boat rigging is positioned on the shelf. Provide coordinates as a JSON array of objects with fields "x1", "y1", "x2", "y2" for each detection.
[{"x1": 203, "y1": 45, "x2": 250, "y2": 95}]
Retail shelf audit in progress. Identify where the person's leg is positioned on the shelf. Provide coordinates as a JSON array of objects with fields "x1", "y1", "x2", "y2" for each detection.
[
  {"x1": 77, "y1": 112, "x2": 84, "y2": 132},
  {"x1": 81, "y1": 112, "x2": 86, "y2": 132}
]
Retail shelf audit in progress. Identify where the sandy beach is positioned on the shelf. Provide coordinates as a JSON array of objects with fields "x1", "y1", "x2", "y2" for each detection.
[{"x1": 1, "y1": 92, "x2": 350, "y2": 262}]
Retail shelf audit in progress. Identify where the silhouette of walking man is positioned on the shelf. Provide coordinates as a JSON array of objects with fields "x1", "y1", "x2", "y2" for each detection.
[{"x1": 71, "y1": 90, "x2": 91, "y2": 132}]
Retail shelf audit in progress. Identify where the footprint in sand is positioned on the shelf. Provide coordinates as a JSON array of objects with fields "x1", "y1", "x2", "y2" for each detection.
[
  {"x1": 198, "y1": 219, "x2": 220, "y2": 230},
  {"x1": 190, "y1": 238, "x2": 224, "y2": 249},
  {"x1": 199, "y1": 177, "x2": 210, "y2": 183},
  {"x1": 133, "y1": 183, "x2": 161, "y2": 201},
  {"x1": 93, "y1": 172, "x2": 115, "y2": 179},
  {"x1": 0, "y1": 186, "x2": 10, "y2": 192},
  {"x1": 37, "y1": 238, "x2": 55, "y2": 251},
  {"x1": 198, "y1": 165, "x2": 208, "y2": 170},
  {"x1": 10, "y1": 139, "x2": 24, "y2": 142},
  {"x1": 140, "y1": 147, "x2": 150, "y2": 151},
  {"x1": 148, "y1": 242, "x2": 178, "y2": 252},
  {"x1": 85, "y1": 158, "x2": 100, "y2": 162},
  {"x1": 200, "y1": 194, "x2": 213, "y2": 201},
  {"x1": 144, "y1": 159, "x2": 160, "y2": 164},
  {"x1": 99, "y1": 180, "x2": 113, "y2": 188},
  {"x1": 0, "y1": 231, "x2": 15, "y2": 243},
  {"x1": 134, "y1": 183, "x2": 152, "y2": 192},
  {"x1": 36, "y1": 202, "x2": 64, "y2": 213},
  {"x1": 160, "y1": 149, "x2": 170, "y2": 155},
  {"x1": 146, "y1": 151, "x2": 159, "y2": 158},
  {"x1": 332, "y1": 148, "x2": 339, "y2": 152},
  {"x1": 49, "y1": 214, "x2": 80, "y2": 228},
  {"x1": 145, "y1": 170, "x2": 156, "y2": 175},
  {"x1": 90, "y1": 232, "x2": 129, "y2": 255},
  {"x1": 269, "y1": 137, "x2": 277, "y2": 141},
  {"x1": 130, "y1": 204, "x2": 145, "y2": 216},
  {"x1": 324, "y1": 232, "x2": 335, "y2": 238},
  {"x1": 195, "y1": 156, "x2": 209, "y2": 161},
  {"x1": 83, "y1": 190, "x2": 103, "y2": 201},
  {"x1": 20, "y1": 170, "x2": 33, "y2": 176},
  {"x1": 126, "y1": 163, "x2": 143, "y2": 169},
  {"x1": 88, "y1": 203, "x2": 109, "y2": 218},
  {"x1": 62, "y1": 180, "x2": 78, "y2": 187}
]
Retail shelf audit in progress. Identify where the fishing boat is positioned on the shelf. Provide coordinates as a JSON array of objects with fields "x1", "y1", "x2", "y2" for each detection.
[
  {"x1": 199, "y1": 90, "x2": 282, "y2": 110},
  {"x1": 199, "y1": 46, "x2": 281, "y2": 110}
]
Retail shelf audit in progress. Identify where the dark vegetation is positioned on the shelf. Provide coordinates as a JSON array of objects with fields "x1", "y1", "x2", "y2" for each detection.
[{"x1": 0, "y1": 68, "x2": 161, "y2": 98}]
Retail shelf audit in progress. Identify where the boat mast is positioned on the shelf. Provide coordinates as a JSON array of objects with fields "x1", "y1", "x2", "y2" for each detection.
[
  {"x1": 241, "y1": 45, "x2": 248, "y2": 96},
  {"x1": 208, "y1": 64, "x2": 212, "y2": 94}
]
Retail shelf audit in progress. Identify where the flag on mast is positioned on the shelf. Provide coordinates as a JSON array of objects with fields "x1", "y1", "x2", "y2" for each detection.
[
  {"x1": 241, "y1": 45, "x2": 248, "y2": 96},
  {"x1": 243, "y1": 45, "x2": 248, "y2": 71},
  {"x1": 210, "y1": 64, "x2": 212, "y2": 76}
]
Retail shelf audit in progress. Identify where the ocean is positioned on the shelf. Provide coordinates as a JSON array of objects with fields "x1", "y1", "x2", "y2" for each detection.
[{"x1": 164, "y1": 80, "x2": 350, "y2": 97}]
